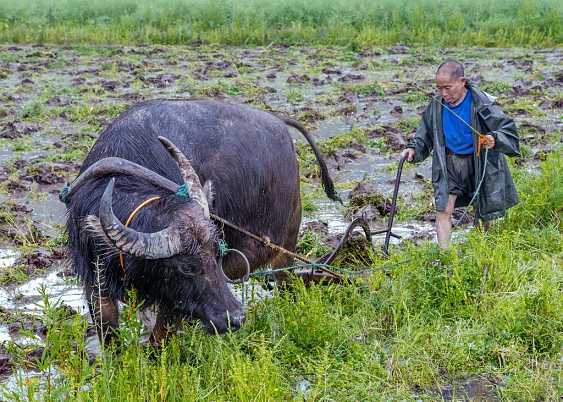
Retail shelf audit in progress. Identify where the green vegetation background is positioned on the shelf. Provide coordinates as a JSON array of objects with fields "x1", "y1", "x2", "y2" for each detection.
[
  {"x1": 2, "y1": 152, "x2": 561, "y2": 400},
  {"x1": 0, "y1": 0, "x2": 561, "y2": 399},
  {"x1": 0, "y1": 0, "x2": 561, "y2": 47}
]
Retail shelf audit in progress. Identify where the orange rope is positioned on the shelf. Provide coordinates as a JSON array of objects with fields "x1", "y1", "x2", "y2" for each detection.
[
  {"x1": 119, "y1": 196, "x2": 161, "y2": 272},
  {"x1": 476, "y1": 133, "x2": 490, "y2": 157}
]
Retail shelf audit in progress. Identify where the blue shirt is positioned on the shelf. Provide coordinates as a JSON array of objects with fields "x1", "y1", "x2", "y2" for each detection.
[{"x1": 442, "y1": 90, "x2": 474, "y2": 155}]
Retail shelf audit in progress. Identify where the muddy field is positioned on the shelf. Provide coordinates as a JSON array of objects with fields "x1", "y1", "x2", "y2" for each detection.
[{"x1": 0, "y1": 44, "x2": 561, "y2": 393}]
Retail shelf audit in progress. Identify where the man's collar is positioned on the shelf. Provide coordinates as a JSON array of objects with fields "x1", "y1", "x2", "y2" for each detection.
[
  {"x1": 450, "y1": 88, "x2": 468, "y2": 107},
  {"x1": 468, "y1": 83, "x2": 495, "y2": 109}
]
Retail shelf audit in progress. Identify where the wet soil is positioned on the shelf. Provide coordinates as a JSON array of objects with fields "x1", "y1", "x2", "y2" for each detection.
[{"x1": 0, "y1": 44, "x2": 561, "y2": 390}]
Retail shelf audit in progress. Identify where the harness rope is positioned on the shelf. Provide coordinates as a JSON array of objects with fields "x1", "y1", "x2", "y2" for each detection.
[
  {"x1": 209, "y1": 213, "x2": 344, "y2": 279},
  {"x1": 247, "y1": 259, "x2": 413, "y2": 279},
  {"x1": 114, "y1": 196, "x2": 349, "y2": 281}
]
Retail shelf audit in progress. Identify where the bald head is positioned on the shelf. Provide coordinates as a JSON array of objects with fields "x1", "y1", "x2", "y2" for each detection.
[
  {"x1": 436, "y1": 60, "x2": 465, "y2": 80},
  {"x1": 435, "y1": 60, "x2": 467, "y2": 105}
]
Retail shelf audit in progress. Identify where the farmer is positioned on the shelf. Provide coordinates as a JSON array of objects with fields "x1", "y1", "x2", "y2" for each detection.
[{"x1": 401, "y1": 59, "x2": 520, "y2": 249}]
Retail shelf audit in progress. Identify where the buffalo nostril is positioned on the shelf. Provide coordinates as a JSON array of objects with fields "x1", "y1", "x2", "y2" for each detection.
[
  {"x1": 205, "y1": 311, "x2": 245, "y2": 334},
  {"x1": 226, "y1": 311, "x2": 245, "y2": 330}
]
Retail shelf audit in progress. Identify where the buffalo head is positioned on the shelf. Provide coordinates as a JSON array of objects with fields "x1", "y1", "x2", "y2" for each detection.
[{"x1": 70, "y1": 137, "x2": 244, "y2": 334}]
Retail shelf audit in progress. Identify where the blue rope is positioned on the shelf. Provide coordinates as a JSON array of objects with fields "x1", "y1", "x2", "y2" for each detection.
[
  {"x1": 247, "y1": 258, "x2": 413, "y2": 279},
  {"x1": 175, "y1": 183, "x2": 191, "y2": 200},
  {"x1": 59, "y1": 184, "x2": 70, "y2": 203},
  {"x1": 218, "y1": 239, "x2": 230, "y2": 257}
]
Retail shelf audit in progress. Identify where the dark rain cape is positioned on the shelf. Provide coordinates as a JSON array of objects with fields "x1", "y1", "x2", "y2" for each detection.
[{"x1": 407, "y1": 83, "x2": 520, "y2": 221}]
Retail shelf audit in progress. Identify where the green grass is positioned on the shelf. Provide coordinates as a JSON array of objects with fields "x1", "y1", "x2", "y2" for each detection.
[
  {"x1": 0, "y1": 0, "x2": 561, "y2": 47},
  {"x1": 502, "y1": 98, "x2": 547, "y2": 118},
  {"x1": 300, "y1": 186, "x2": 321, "y2": 216},
  {"x1": 285, "y1": 89, "x2": 304, "y2": 105},
  {"x1": 480, "y1": 81, "x2": 513, "y2": 96},
  {"x1": 396, "y1": 115, "x2": 420, "y2": 134},
  {"x1": 1, "y1": 152, "x2": 560, "y2": 400},
  {"x1": 344, "y1": 81, "x2": 384, "y2": 97},
  {"x1": 11, "y1": 137, "x2": 34, "y2": 152},
  {"x1": 0, "y1": 263, "x2": 32, "y2": 285},
  {"x1": 296, "y1": 229, "x2": 331, "y2": 258},
  {"x1": 403, "y1": 90, "x2": 429, "y2": 105}
]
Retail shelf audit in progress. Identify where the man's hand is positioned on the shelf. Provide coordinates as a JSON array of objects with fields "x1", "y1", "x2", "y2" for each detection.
[
  {"x1": 483, "y1": 134, "x2": 495, "y2": 149},
  {"x1": 401, "y1": 148, "x2": 415, "y2": 162}
]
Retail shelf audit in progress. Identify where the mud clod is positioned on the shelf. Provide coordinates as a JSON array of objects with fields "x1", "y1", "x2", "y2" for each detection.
[
  {"x1": 368, "y1": 126, "x2": 407, "y2": 151},
  {"x1": 346, "y1": 182, "x2": 392, "y2": 221}
]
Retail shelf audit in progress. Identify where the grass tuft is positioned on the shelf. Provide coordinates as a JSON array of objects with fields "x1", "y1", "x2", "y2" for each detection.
[
  {"x1": 2, "y1": 153, "x2": 560, "y2": 400},
  {"x1": 0, "y1": 0, "x2": 560, "y2": 47}
]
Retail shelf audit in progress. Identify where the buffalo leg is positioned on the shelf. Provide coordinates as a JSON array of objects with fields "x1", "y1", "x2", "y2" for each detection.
[
  {"x1": 84, "y1": 282, "x2": 119, "y2": 346},
  {"x1": 270, "y1": 252, "x2": 293, "y2": 284},
  {"x1": 149, "y1": 308, "x2": 181, "y2": 346},
  {"x1": 273, "y1": 201, "x2": 300, "y2": 285}
]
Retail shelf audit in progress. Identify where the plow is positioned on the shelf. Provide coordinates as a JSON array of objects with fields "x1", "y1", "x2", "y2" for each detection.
[{"x1": 218, "y1": 156, "x2": 408, "y2": 287}]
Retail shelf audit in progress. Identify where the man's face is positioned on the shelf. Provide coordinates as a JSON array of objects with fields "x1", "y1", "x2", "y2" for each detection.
[{"x1": 436, "y1": 72, "x2": 466, "y2": 105}]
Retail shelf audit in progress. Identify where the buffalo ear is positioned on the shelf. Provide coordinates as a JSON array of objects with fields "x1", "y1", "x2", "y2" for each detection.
[
  {"x1": 202, "y1": 180, "x2": 214, "y2": 209},
  {"x1": 83, "y1": 215, "x2": 116, "y2": 250}
]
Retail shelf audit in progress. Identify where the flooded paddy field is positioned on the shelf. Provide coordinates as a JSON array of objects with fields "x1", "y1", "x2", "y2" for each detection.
[{"x1": 0, "y1": 44, "x2": 561, "y2": 398}]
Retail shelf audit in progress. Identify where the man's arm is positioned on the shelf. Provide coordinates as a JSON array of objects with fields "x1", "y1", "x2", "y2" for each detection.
[
  {"x1": 405, "y1": 106, "x2": 434, "y2": 163},
  {"x1": 480, "y1": 104, "x2": 520, "y2": 157}
]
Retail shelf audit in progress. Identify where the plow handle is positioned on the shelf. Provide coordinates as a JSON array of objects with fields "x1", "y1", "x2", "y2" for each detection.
[{"x1": 383, "y1": 155, "x2": 406, "y2": 256}]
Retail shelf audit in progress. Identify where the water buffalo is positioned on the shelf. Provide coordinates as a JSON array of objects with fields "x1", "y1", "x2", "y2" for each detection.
[{"x1": 62, "y1": 99, "x2": 338, "y2": 344}]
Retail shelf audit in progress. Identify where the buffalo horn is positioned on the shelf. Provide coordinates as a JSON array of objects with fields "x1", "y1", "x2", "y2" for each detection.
[
  {"x1": 99, "y1": 178, "x2": 183, "y2": 259},
  {"x1": 65, "y1": 157, "x2": 180, "y2": 201},
  {"x1": 158, "y1": 136, "x2": 209, "y2": 217}
]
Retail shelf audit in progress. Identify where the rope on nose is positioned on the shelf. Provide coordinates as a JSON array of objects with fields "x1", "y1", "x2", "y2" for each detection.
[{"x1": 217, "y1": 242, "x2": 251, "y2": 285}]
